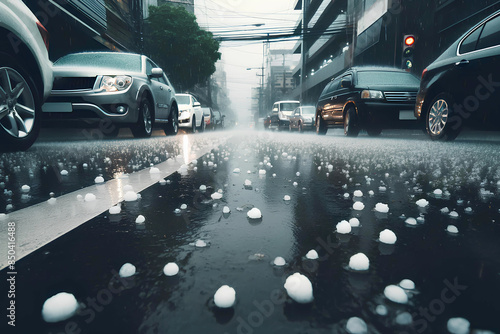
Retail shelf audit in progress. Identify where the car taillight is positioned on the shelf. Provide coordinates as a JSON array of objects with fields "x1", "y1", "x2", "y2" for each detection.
[
  {"x1": 421, "y1": 68, "x2": 427, "y2": 80},
  {"x1": 36, "y1": 20, "x2": 49, "y2": 51}
]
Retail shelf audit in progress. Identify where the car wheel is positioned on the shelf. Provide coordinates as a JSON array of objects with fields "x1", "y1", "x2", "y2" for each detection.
[
  {"x1": 426, "y1": 93, "x2": 460, "y2": 141},
  {"x1": 367, "y1": 127, "x2": 382, "y2": 137},
  {"x1": 344, "y1": 106, "x2": 359, "y2": 137},
  {"x1": 164, "y1": 105, "x2": 178, "y2": 136},
  {"x1": 0, "y1": 58, "x2": 41, "y2": 151},
  {"x1": 199, "y1": 117, "x2": 205, "y2": 132},
  {"x1": 190, "y1": 116, "x2": 196, "y2": 133},
  {"x1": 131, "y1": 98, "x2": 153, "y2": 138},
  {"x1": 316, "y1": 115, "x2": 327, "y2": 135}
]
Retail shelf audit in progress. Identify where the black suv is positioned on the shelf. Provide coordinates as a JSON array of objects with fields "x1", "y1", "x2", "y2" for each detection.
[
  {"x1": 415, "y1": 10, "x2": 500, "y2": 141},
  {"x1": 315, "y1": 67, "x2": 420, "y2": 136}
]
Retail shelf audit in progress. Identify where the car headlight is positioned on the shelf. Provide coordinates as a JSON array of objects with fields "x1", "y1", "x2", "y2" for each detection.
[
  {"x1": 100, "y1": 76, "x2": 132, "y2": 92},
  {"x1": 361, "y1": 90, "x2": 384, "y2": 99}
]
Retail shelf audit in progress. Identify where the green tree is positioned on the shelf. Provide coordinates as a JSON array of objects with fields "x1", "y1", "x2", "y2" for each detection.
[{"x1": 144, "y1": 4, "x2": 220, "y2": 91}]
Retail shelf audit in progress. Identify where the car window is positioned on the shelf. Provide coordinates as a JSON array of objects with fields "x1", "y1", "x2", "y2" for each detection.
[
  {"x1": 476, "y1": 15, "x2": 500, "y2": 50},
  {"x1": 176, "y1": 95, "x2": 190, "y2": 104},
  {"x1": 460, "y1": 25, "x2": 483, "y2": 54},
  {"x1": 146, "y1": 60, "x2": 154, "y2": 76},
  {"x1": 294, "y1": 108, "x2": 301, "y2": 115},
  {"x1": 357, "y1": 71, "x2": 420, "y2": 86},
  {"x1": 329, "y1": 78, "x2": 341, "y2": 93},
  {"x1": 157, "y1": 75, "x2": 166, "y2": 84},
  {"x1": 280, "y1": 102, "x2": 300, "y2": 112},
  {"x1": 54, "y1": 52, "x2": 142, "y2": 72},
  {"x1": 302, "y1": 106, "x2": 316, "y2": 115}
]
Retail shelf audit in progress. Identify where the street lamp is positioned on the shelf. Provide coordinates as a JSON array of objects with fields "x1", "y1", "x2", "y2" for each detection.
[{"x1": 247, "y1": 66, "x2": 265, "y2": 120}]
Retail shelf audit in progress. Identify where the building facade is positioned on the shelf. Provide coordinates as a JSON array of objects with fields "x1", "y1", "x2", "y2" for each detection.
[{"x1": 292, "y1": 0, "x2": 500, "y2": 105}]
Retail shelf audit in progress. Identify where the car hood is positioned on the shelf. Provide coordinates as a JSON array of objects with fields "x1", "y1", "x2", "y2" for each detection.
[
  {"x1": 52, "y1": 66, "x2": 143, "y2": 78},
  {"x1": 363, "y1": 84, "x2": 419, "y2": 91},
  {"x1": 178, "y1": 104, "x2": 192, "y2": 109}
]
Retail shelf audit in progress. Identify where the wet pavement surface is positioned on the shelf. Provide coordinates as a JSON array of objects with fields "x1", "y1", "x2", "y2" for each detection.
[{"x1": 2, "y1": 129, "x2": 500, "y2": 334}]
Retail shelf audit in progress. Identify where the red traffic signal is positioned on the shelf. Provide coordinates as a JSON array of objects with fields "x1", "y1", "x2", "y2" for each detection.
[{"x1": 405, "y1": 36, "x2": 415, "y2": 46}]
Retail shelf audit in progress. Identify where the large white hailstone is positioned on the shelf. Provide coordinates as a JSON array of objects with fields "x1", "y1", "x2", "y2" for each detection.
[
  {"x1": 399, "y1": 279, "x2": 415, "y2": 290},
  {"x1": 41, "y1": 292, "x2": 79, "y2": 323},
  {"x1": 368, "y1": 190, "x2": 375, "y2": 196},
  {"x1": 416, "y1": 199, "x2": 429, "y2": 207},
  {"x1": 159, "y1": 179, "x2": 167, "y2": 185},
  {"x1": 214, "y1": 285, "x2": 236, "y2": 308},
  {"x1": 109, "y1": 205, "x2": 121, "y2": 215},
  {"x1": 296, "y1": 172, "x2": 300, "y2": 177},
  {"x1": 349, "y1": 218, "x2": 360, "y2": 227},
  {"x1": 84, "y1": 193, "x2": 96, "y2": 202},
  {"x1": 441, "y1": 207, "x2": 450, "y2": 214},
  {"x1": 432, "y1": 188, "x2": 443, "y2": 197},
  {"x1": 119, "y1": 263, "x2": 136, "y2": 278},
  {"x1": 244, "y1": 179, "x2": 252, "y2": 186},
  {"x1": 223, "y1": 206, "x2": 231, "y2": 214},
  {"x1": 233, "y1": 168, "x2": 241, "y2": 173},
  {"x1": 349, "y1": 253, "x2": 370, "y2": 271},
  {"x1": 336, "y1": 220, "x2": 352, "y2": 234},
  {"x1": 344, "y1": 193, "x2": 350, "y2": 198},
  {"x1": 379, "y1": 229, "x2": 397, "y2": 244},
  {"x1": 273, "y1": 256, "x2": 286, "y2": 266},
  {"x1": 353, "y1": 202, "x2": 365, "y2": 211},
  {"x1": 405, "y1": 217, "x2": 417, "y2": 226},
  {"x1": 379, "y1": 186, "x2": 387, "y2": 192},
  {"x1": 259, "y1": 169, "x2": 266, "y2": 175},
  {"x1": 180, "y1": 204, "x2": 187, "y2": 210},
  {"x1": 60, "y1": 170, "x2": 69, "y2": 176},
  {"x1": 284, "y1": 273, "x2": 314, "y2": 304},
  {"x1": 396, "y1": 312, "x2": 413, "y2": 325},
  {"x1": 353, "y1": 190, "x2": 363, "y2": 197},
  {"x1": 124, "y1": 191, "x2": 138, "y2": 202},
  {"x1": 284, "y1": 195, "x2": 291, "y2": 201},
  {"x1": 135, "y1": 215, "x2": 145, "y2": 224},
  {"x1": 199, "y1": 185, "x2": 207, "y2": 191},
  {"x1": 346, "y1": 317, "x2": 368, "y2": 334},
  {"x1": 247, "y1": 208, "x2": 262, "y2": 219},
  {"x1": 447, "y1": 317, "x2": 470, "y2": 334},
  {"x1": 306, "y1": 250, "x2": 319, "y2": 260},
  {"x1": 195, "y1": 239, "x2": 207, "y2": 248},
  {"x1": 447, "y1": 225, "x2": 459, "y2": 234},
  {"x1": 449, "y1": 211, "x2": 459, "y2": 218},
  {"x1": 94, "y1": 176, "x2": 105, "y2": 184},
  {"x1": 375, "y1": 203, "x2": 389, "y2": 213},
  {"x1": 211, "y1": 192, "x2": 222, "y2": 200},
  {"x1": 293, "y1": 181, "x2": 298, "y2": 187},
  {"x1": 149, "y1": 167, "x2": 160, "y2": 174},
  {"x1": 21, "y1": 185, "x2": 30, "y2": 193},
  {"x1": 328, "y1": 164, "x2": 334, "y2": 171},
  {"x1": 383, "y1": 285, "x2": 408, "y2": 304},
  {"x1": 163, "y1": 262, "x2": 179, "y2": 276}
]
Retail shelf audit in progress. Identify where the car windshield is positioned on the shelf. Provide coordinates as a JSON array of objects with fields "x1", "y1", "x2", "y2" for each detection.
[
  {"x1": 54, "y1": 53, "x2": 142, "y2": 72},
  {"x1": 176, "y1": 95, "x2": 191, "y2": 104},
  {"x1": 301, "y1": 106, "x2": 316, "y2": 115},
  {"x1": 357, "y1": 71, "x2": 420, "y2": 86},
  {"x1": 280, "y1": 102, "x2": 300, "y2": 112}
]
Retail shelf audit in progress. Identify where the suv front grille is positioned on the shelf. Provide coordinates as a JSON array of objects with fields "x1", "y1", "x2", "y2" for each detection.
[
  {"x1": 384, "y1": 91, "x2": 417, "y2": 102},
  {"x1": 53, "y1": 77, "x2": 97, "y2": 91}
]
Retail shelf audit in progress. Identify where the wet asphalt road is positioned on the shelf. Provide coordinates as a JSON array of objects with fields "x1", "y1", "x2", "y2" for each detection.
[{"x1": 1, "y1": 127, "x2": 500, "y2": 334}]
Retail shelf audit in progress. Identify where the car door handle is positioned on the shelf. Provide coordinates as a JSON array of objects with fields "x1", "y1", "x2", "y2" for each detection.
[
  {"x1": 160, "y1": 86, "x2": 163, "y2": 90},
  {"x1": 167, "y1": 88, "x2": 171, "y2": 92},
  {"x1": 455, "y1": 59, "x2": 469, "y2": 67}
]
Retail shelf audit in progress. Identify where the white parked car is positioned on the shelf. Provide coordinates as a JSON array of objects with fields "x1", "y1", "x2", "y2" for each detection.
[
  {"x1": 176, "y1": 93, "x2": 205, "y2": 133},
  {"x1": 0, "y1": 0, "x2": 53, "y2": 151}
]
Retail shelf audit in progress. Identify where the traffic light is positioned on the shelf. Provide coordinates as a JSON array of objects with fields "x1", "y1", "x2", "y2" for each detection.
[{"x1": 402, "y1": 34, "x2": 416, "y2": 70}]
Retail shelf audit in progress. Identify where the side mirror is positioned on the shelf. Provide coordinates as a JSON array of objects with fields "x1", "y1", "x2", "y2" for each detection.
[
  {"x1": 193, "y1": 102, "x2": 201, "y2": 108},
  {"x1": 151, "y1": 68, "x2": 164, "y2": 78},
  {"x1": 341, "y1": 78, "x2": 352, "y2": 88}
]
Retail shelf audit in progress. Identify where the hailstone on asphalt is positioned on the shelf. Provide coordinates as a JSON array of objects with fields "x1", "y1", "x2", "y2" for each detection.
[
  {"x1": 42, "y1": 292, "x2": 79, "y2": 323},
  {"x1": 247, "y1": 208, "x2": 262, "y2": 219},
  {"x1": 336, "y1": 220, "x2": 352, "y2": 234},
  {"x1": 353, "y1": 202, "x2": 365, "y2": 210},
  {"x1": 416, "y1": 199, "x2": 429, "y2": 207},
  {"x1": 135, "y1": 215, "x2": 145, "y2": 224},
  {"x1": 214, "y1": 285, "x2": 236, "y2": 308},
  {"x1": 379, "y1": 229, "x2": 397, "y2": 244},
  {"x1": 306, "y1": 250, "x2": 318, "y2": 260},
  {"x1": 346, "y1": 317, "x2": 368, "y2": 334},
  {"x1": 384, "y1": 285, "x2": 408, "y2": 304},
  {"x1": 94, "y1": 176, "x2": 105, "y2": 183},
  {"x1": 119, "y1": 263, "x2": 136, "y2": 278},
  {"x1": 447, "y1": 317, "x2": 470, "y2": 334},
  {"x1": 163, "y1": 262, "x2": 179, "y2": 276},
  {"x1": 284, "y1": 273, "x2": 314, "y2": 303},
  {"x1": 349, "y1": 253, "x2": 370, "y2": 271},
  {"x1": 273, "y1": 256, "x2": 286, "y2": 266},
  {"x1": 375, "y1": 203, "x2": 389, "y2": 213}
]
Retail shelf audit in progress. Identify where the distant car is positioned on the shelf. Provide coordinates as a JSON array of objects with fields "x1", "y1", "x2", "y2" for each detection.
[
  {"x1": 176, "y1": 93, "x2": 204, "y2": 133},
  {"x1": 415, "y1": 10, "x2": 500, "y2": 141},
  {"x1": 316, "y1": 67, "x2": 420, "y2": 136},
  {"x1": 269, "y1": 100, "x2": 301, "y2": 130},
  {"x1": 42, "y1": 52, "x2": 179, "y2": 138},
  {"x1": 201, "y1": 107, "x2": 214, "y2": 130},
  {"x1": 289, "y1": 106, "x2": 316, "y2": 132},
  {"x1": 212, "y1": 110, "x2": 225, "y2": 129},
  {"x1": 0, "y1": 0, "x2": 53, "y2": 151}
]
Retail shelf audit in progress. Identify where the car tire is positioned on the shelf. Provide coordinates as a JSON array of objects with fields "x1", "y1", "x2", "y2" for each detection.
[
  {"x1": 0, "y1": 56, "x2": 41, "y2": 151},
  {"x1": 190, "y1": 116, "x2": 196, "y2": 133},
  {"x1": 131, "y1": 98, "x2": 153, "y2": 138},
  {"x1": 367, "y1": 127, "x2": 382, "y2": 137},
  {"x1": 199, "y1": 117, "x2": 205, "y2": 132},
  {"x1": 344, "y1": 106, "x2": 359, "y2": 137},
  {"x1": 316, "y1": 115, "x2": 327, "y2": 135},
  {"x1": 426, "y1": 93, "x2": 461, "y2": 141},
  {"x1": 164, "y1": 105, "x2": 178, "y2": 136}
]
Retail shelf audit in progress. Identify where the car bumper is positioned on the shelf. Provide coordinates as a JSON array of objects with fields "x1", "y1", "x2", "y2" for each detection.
[
  {"x1": 42, "y1": 86, "x2": 140, "y2": 123},
  {"x1": 178, "y1": 111, "x2": 193, "y2": 128},
  {"x1": 359, "y1": 101, "x2": 417, "y2": 126}
]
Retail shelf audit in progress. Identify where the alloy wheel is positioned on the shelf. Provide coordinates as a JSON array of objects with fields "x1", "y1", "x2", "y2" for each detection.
[{"x1": 428, "y1": 99, "x2": 449, "y2": 136}]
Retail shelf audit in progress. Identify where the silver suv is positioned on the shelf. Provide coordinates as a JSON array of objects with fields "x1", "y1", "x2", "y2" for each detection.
[{"x1": 0, "y1": 0, "x2": 53, "y2": 150}]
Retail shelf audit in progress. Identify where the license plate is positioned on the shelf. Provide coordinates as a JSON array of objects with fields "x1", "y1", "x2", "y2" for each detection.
[
  {"x1": 399, "y1": 110, "x2": 416, "y2": 120},
  {"x1": 42, "y1": 102, "x2": 73, "y2": 113}
]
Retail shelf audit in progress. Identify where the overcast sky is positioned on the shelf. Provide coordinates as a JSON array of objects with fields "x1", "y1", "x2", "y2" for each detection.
[{"x1": 194, "y1": 0, "x2": 300, "y2": 120}]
